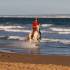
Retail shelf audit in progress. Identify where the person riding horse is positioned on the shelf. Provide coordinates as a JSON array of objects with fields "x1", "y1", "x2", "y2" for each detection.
[
  {"x1": 31, "y1": 18, "x2": 41, "y2": 40},
  {"x1": 25, "y1": 18, "x2": 41, "y2": 44}
]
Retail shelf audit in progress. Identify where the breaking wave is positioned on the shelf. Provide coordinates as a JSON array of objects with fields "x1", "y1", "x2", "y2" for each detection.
[{"x1": 49, "y1": 27, "x2": 70, "y2": 34}]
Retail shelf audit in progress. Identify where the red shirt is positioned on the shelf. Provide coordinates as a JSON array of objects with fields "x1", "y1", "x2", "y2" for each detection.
[
  {"x1": 32, "y1": 21, "x2": 39, "y2": 28},
  {"x1": 32, "y1": 20, "x2": 39, "y2": 31}
]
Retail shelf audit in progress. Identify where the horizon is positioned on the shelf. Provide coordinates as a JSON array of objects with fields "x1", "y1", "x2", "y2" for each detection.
[{"x1": 0, "y1": 14, "x2": 70, "y2": 18}]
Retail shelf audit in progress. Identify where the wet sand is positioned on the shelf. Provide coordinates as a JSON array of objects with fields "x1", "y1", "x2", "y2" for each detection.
[{"x1": 0, "y1": 52, "x2": 70, "y2": 70}]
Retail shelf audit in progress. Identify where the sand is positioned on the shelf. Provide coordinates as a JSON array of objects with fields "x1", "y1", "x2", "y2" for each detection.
[{"x1": 0, "y1": 52, "x2": 70, "y2": 70}]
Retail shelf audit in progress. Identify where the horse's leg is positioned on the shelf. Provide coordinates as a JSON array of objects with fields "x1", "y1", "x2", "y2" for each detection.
[
  {"x1": 33, "y1": 31, "x2": 38, "y2": 42},
  {"x1": 28, "y1": 33, "x2": 32, "y2": 42},
  {"x1": 33, "y1": 31, "x2": 40, "y2": 46}
]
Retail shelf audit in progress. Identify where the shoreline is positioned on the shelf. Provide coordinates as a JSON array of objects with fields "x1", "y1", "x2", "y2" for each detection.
[
  {"x1": 0, "y1": 52, "x2": 70, "y2": 65},
  {"x1": 0, "y1": 52, "x2": 70, "y2": 70}
]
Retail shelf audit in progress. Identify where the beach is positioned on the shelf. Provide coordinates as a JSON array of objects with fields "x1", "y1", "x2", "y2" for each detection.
[
  {"x1": 0, "y1": 18, "x2": 70, "y2": 70},
  {"x1": 0, "y1": 52, "x2": 70, "y2": 70}
]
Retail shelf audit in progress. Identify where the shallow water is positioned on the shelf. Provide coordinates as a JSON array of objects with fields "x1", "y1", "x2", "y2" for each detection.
[{"x1": 0, "y1": 23, "x2": 70, "y2": 55}]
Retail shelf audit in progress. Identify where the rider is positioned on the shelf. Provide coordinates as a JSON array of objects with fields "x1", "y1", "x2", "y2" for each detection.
[{"x1": 31, "y1": 18, "x2": 41, "y2": 39}]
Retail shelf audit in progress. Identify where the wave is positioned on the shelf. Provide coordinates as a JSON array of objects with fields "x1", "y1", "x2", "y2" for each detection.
[
  {"x1": 1, "y1": 24, "x2": 70, "y2": 34},
  {"x1": 4, "y1": 29, "x2": 47, "y2": 33},
  {"x1": 49, "y1": 27, "x2": 70, "y2": 34},
  {"x1": 0, "y1": 25, "x2": 46, "y2": 33},
  {"x1": 0, "y1": 35, "x2": 70, "y2": 45},
  {"x1": 8, "y1": 36, "x2": 25, "y2": 40},
  {"x1": 0, "y1": 25, "x2": 25, "y2": 29},
  {"x1": 50, "y1": 27, "x2": 70, "y2": 31},
  {"x1": 42, "y1": 38, "x2": 70, "y2": 44},
  {"x1": 2, "y1": 28, "x2": 70, "y2": 34},
  {"x1": 41, "y1": 24, "x2": 53, "y2": 27},
  {"x1": 9, "y1": 36, "x2": 70, "y2": 44},
  {"x1": 4, "y1": 29, "x2": 31, "y2": 32},
  {"x1": 0, "y1": 25, "x2": 31, "y2": 32},
  {"x1": 0, "y1": 49, "x2": 16, "y2": 53}
]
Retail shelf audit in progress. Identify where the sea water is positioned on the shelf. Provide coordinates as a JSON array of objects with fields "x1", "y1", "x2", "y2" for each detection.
[{"x1": 0, "y1": 17, "x2": 70, "y2": 55}]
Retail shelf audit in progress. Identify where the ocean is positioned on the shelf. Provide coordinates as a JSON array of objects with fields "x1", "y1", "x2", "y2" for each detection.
[{"x1": 0, "y1": 17, "x2": 70, "y2": 55}]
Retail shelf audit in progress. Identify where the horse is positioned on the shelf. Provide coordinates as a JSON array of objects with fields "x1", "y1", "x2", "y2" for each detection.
[{"x1": 25, "y1": 31, "x2": 41, "y2": 45}]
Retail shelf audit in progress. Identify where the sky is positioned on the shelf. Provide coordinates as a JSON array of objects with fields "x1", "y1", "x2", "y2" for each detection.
[{"x1": 0, "y1": 0, "x2": 70, "y2": 15}]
